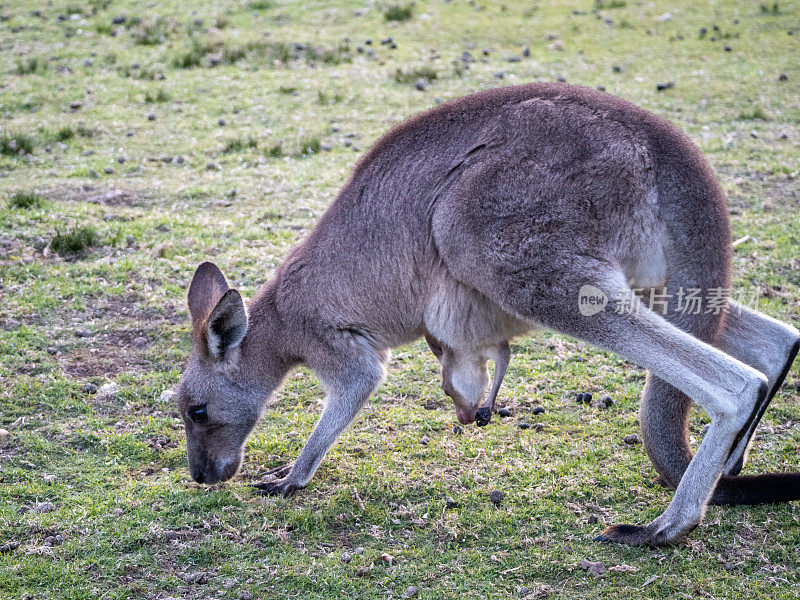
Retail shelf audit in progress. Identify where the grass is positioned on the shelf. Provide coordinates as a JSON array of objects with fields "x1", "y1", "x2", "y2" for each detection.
[
  {"x1": 0, "y1": 132, "x2": 35, "y2": 155},
  {"x1": 384, "y1": 4, "x2": 414, "y2": 22},
  {"x1": 0, "y1": 1, "x2": 799, "y2": 599},
  {"x1": 8, "y1": 191, "x2": 44, "y2": 209},
  {"x1": 49, "y1": 225, "x2": 101, "y2": 255}
]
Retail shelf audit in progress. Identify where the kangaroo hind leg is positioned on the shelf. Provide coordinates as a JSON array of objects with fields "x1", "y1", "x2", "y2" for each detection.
[{"x1": 718, "y1": 300, "x2": 800, "y2": 476}]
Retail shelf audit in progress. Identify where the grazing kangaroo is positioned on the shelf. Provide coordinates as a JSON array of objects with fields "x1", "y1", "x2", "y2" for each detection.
[{"x1": 176, "y1": 83, "x2": 800, "y2": 546}]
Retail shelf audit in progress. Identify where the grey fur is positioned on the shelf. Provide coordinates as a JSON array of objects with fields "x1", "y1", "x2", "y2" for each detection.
[{"x1": 175, "y1": 83, "x2": 799, "y2": 545}]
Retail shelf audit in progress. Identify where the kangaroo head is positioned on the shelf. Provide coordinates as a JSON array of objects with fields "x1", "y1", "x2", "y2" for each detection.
[
  {"x1": 176, "y1": 262, "x2": 262, "y2": 485},
  {"x1": 426, "y1": 335, "x2": 489, "y2": 424}
]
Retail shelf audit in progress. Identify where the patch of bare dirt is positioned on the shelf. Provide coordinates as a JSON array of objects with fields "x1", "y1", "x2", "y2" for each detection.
[{"x1": 43, "y1": 185, "x2": 146, "y2": 207}]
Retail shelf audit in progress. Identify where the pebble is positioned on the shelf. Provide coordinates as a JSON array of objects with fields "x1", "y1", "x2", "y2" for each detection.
[
  {"x1": 43, "y1": 474, "x2": 57, "y2": 484},
  {"x1": 340, "y1": 551, "x2": 352, "y2": 563},
  {"x1": 576, "y1": 392, "x2": 592, "y2": 404},
  {"x1": 117, "y1": 156, "x2": 126, "y2": 163},
  {"x1": 445, "y1": 496, "x2": 459, "y2": 509},
  {"x1": 104, "y1": 167, "x2": 114, "y2": 174},
  {"x1": 112, "y1": 16, "x2": 126, "y2": 24},
  {"x1": 47, "y1": 347, "x2": 58, "y2": 355},
  {"x1": 69, "y1": 101, "x2": 82, "y2": 110},
  {"x1": 0, "y1": 429, "x2": 9, "y2": 442},
  {"x1": 518, "y1": 421, "x2": 530, "y2": 430},
  {"x1": 353, "y1": 546, "x2": 365, "y2": 555},
  {"x1": 518, "y1": 587, "x2": 531, "y2": 598},
  {"x1": 44, "y1": 535, "x2": 63, "y2": 546},
  {"x1": 218, "y1": 118, "x2": 226, "y2": 126},
  {"x1": 587, "y1": 514, "x2": 599, "y2": 524},
  {"x1": 158, "y1": 389, "x2": 176, "y2": 404},
  {"x1": 415, "y1": 79, "x2": 427, "y2": 91},
  {"x1": 147, "y1": 113, "x2": 156, "y2": 121},
  {"x1": 612, "y1": 64, "x2": 623, "y2": 73},
  {"x1": 778, "y1": 73, "x2": 788, "y2": 81},
  {"x1": 402, "y1": 586, "x2": 419, "y2": 599},
  {"x1": 532, "y1": 423, "x2": 546, "y2": 431},
  {"x1": 489, "y1": 489, "x2": 504, "y2": 506},
  {"x1": 750, "y1": 130, "x2": 759, "y2": 138},
  {"x1": 75, "y1": 329, "x2": 92, "y2": 338},
  {"x1": 601, "y1": 396, "x2": 613, "y2": 407},
  {"x1": 497, "y1": 407, "x2": 512, "y2": 418},
  {"x1": 656, "y1": 81, "x2": 674, "y2": 91},
  {"x1": 522, "y1": 46, "x2": 530, "y2": 57},
  {"x1": 724, "y1": 45, "x2": 732, "y2": 52},
  {"x1": 624, "y1": 433, "x2": 640, "y2": 445},
  {"x1": 97, "y1": 382, "x2": 119, "y2": 399},
  {"x1": 532, "y1": 406, "x2": 545, "y2": 415},
  {"x1": 0, "y1": 542, "x2": 20, "y2": 554},
  {"x1": 453, "y1": 424, "x2": 463, "y2": 435},
  {"x1": 419, "y1": 435, "x2": 429, "y2": 445},
  {"x1": 36, "y1": 501, "x2": 56, "y2": 513}
]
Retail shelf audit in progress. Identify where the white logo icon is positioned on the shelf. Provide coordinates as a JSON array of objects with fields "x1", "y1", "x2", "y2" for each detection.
[{"x1": 578, "y1": 285, "x2": 608, "y2": 316}]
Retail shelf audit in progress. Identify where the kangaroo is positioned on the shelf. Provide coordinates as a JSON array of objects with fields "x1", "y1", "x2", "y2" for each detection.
[
  {"x1": 175, "y1": 83, "x2": 800, "y2": 546},
  {"x1": 424, "y1": 332, "x2": 510, "y2": 426}
]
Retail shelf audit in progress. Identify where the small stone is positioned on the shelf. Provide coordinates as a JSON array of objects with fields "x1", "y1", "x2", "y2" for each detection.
[
  {"x1": 132, "y1": 336, "x2": 148, "y2": 348},
  {"x1": 340, "y1": 551, "x2": 352, "y2": 563},
  {"x1": 656, "y1": 81, "x2": 674, "y2": 91},
  {"x1": 402, "y1": 586, "x2": 419, "y2": 599},
  {"x1": 532, "y1": 406, "x2": 545, "y2": 415},
  {"x1": 601, "y1": 396, "x2": 613, "y2": 407},
  {"x1": 750, "y1": 130, "x2": 759, "y2": 138},
  {"x1": 699, "y1": 26, "x2": 707, "y2": 37},
  {"x1": 158, "y1": 389, "x2": 176, "y2": 404},
  {"x1": 414, "y1": 79, "x2": 427, "y2": 91},
  {"x1": 206, "y1": 162, "x2": 219, "y2": 170},
  {"x1": 36, "y1": 501, "x2": 56, "y2": 513},
  {"x1": 97, "y1": 382, "x2": 119, "y2": 399},
  {"x1": 453, "y1": 424, "x2": 463, "y2": 435},
  {"x1": 518, "y1": 421, "x2": 530, "y2": 430},
  {"x1": 147, "y1": 113, "x2": 156, "y2": 121},
  {"x1": 0, "y1": 542, "x2": 20, "y2": 554},
  {"x1": 88, "y1": 169, "x2": 101, "y2": 179},
  {"x1": 624, "y1": 433, "x2": 640, "y2": 445},
  {"x1": 112, "y1": 16, "x2": 126, "y2": 24},
  {"x1": 522, "y1": 46, "x2": 530, "y2": 57},
  {"x1": 379, "y1": 552, "x2": 394, "y2": 565},
  {"x1": 489, "y1": 489, "x2": 504, "y2": 506},
  {"x1": 497, "y1": 407, "x2": 512, "y2": 418},
  {"x1": 43, "y1": 474, "x2": 57, "y2": 484},
  {"x1": 778, "y1": 73, "x2": 788, "y2": 81},
  {"x1": 218, "y1": 118, "x2": 226, "y2": 126},
  {"x1": 104, "y1": 167, "x2": 114, "y2": 174},
  {"x1": 353, "y1": 546, "x2": 365, "y2": 555},
  {"x1": 518, "y1": 587, "x2": 531, "y2": 598},
  {"x1": 381, "y1": 37, "x2": 393, "y2": 45},
  {"x1": 612, "y1": 64, "x2": 622, "y2": 73},
  {"x1": 47, "y1": 347, "x2": 58, "y2": 355},
  {"x1": 117, "y1": 156, "x2": 126, "y2": 163},
  {"x1": 532, "y1": 423, "x2": 546, "y2": 431},
  {"x1": 445, "y1": 497, "x2": 459, "y2": 509},
  {"x1": 419, "y1": 435, "x2": 429, "y2": 445},
  {"x1": 724, "y1": 45, "x2": 732, "y2": 52},
  {"x1": 69, "y1": 101, "x2": 82, "y2": 110},
  {"x1": 75, "y1": 329, "x2": 91, "y2": 338},
  {"x1": 83, "y1": 383, "x2": 98, "y2": 394},
  {"x1": 0, "y1": 429, "x2": 9, "y2": 442},
  {"x1": 587, "y1": 514, "x2": 599, "y2": 524},
  {"x1": 16, "y1": 506, "x2": 30, "y2": 514},
  {"x1": 778, "y1": 131, "x2": 789, "y2": 140}
]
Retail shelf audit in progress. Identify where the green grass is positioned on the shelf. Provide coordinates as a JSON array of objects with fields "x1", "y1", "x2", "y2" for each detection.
[
  {"x1": 50, "y1": 225, "x2": 101, "y2": 255},
  {"x1": 8, "y1": 191, "x2": 45, "y2": 209},
  {"x1": 1, "y1": 1, "x2": 799, "y2": 599},
  {"x1": 384, "y1": 4, "x2": 414, "y2": 22}
]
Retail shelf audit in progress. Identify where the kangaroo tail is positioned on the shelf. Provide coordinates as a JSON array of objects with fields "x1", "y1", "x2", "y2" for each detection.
[{"x1": 639, "y1": 128, "x2": 800, "y2": 505}]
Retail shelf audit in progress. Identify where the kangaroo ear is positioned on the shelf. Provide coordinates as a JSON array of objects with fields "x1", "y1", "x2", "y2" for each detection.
[
  {"x1": 188, "y1": 262, "x2": 229, "y2": 327},
  {"x1": 205, "y1": 289, "x2": 248, "y2": 361}
]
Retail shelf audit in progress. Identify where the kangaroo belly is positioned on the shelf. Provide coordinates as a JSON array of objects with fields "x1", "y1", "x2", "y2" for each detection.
[{"x1": 424, "y1": 276, "x2": 531, "y2": 351}]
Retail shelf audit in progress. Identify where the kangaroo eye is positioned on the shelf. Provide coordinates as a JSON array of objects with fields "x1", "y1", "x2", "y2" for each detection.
[{"x1": 188, "y1": 405, "x2": 208, "y2": 424}]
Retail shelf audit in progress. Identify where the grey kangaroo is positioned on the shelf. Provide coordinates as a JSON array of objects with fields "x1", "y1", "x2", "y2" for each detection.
[{"x1": 176, "y1": 83, "x2": 800, "y2": 546}]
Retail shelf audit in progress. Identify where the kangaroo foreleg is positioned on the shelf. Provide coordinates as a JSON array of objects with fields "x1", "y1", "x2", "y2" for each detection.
[
  {"x1": 254, "y1": 351, "x2": 385, "y2": 496},
  {"x1": 475, "y1": 341, "x2": 511, "y2": 426}
]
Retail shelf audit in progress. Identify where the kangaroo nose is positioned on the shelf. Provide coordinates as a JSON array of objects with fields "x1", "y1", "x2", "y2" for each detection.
[{"x1": 191, "y1": 468, "x2": 205, "y2": 484}]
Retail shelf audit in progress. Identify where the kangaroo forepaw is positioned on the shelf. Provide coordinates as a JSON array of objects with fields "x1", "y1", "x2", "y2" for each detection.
[
  {"x1": 475, "y1": 406, "x2": 492, "y2": 427},
  {"x1": 259, "y1": 462, "x2": 294, "y2": 479},
  {"x1": 253, "y1": 476, "x2": 303, "y2": 497}
]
